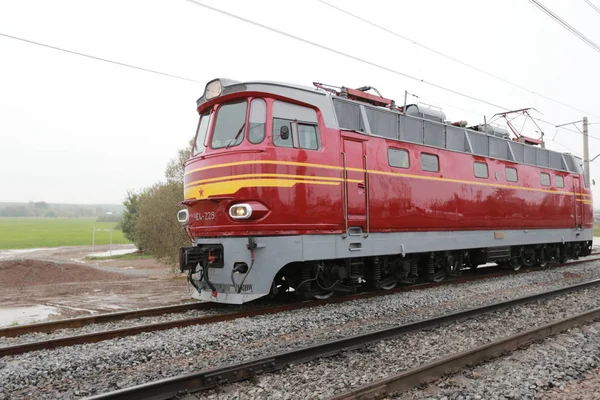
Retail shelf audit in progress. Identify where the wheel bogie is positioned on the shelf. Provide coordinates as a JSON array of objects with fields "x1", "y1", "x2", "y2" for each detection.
[{"x1": 275, "y1": 241, "x2": 591, "y2": 300}]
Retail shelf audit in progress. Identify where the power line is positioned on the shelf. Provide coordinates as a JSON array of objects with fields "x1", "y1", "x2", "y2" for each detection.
[
  {"x1": 0, "y1": 32, "x2": 203, "y2": 84},
  {"x1": 184, "y1": 1, "x2": 598, "y2": 143},
  {"x1": 527, "y1": 0, "x2": 600, "y2": 54},
  {"x1": 319, "y1": 0, "x2": 600, "y2": 121},
  {"x1": 584, "y1": 0, "x2": 600, "y2": 15},
  {"x1": 183, "y1": 0, "x2": 509, "y2": 111}
]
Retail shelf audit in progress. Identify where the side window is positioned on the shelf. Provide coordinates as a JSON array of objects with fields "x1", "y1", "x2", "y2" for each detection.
[
  {"x1": 211, "y1": 101, "x2": 247, "y2": 149},
  {"x1": 193, "y1": 111, "x2": 211, "y2": 156},
  {"x1": 333, "y1": 99, "x2": 365, "y2": 132},
  {"x1": 505, "y1": 167, "x2": 518, "y2": 182},
  {"x1": 388, "y1": 148, "x2": 409, "y2": 169},
  {"x1": 556, "y1": 175, "x2": 565, "y2": 188},
  {"x1": 473, "y1": 162, "x2": 488, "y2": 179},
  {"x1": 248, "y1": 99, "x2": 266, "y2": 144},
  {"x1": 541, "y1": 172, "x2": 551, "y2": 187},
  {"x1": 272, "y1": 101, "x2": 320, "y2": 150},
  {"x1": 366, "y1": 107, "x2": 398, "y2": 139},
  {"x1": 273, "y1": 118, "x2": 294, "y2": 148},
  {"x1": 298, "y1": 124, "x2": 319, "y2": 150},
  {"x1": 421, "y1": 153, "x2": 439, "y2": 172}
]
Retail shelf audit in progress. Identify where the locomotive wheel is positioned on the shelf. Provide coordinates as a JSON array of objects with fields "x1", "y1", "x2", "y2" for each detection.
[
  {"x1": 431, "y1": 270, "x2": 446, "y2": 282},
  {"x1": 510, "y1": 258, "x2": 522, "y2": 271},
  {"x1": 313, "y1": 291, "x2": 334, "y2": 300},
  {"x1": 380, "y1": 279, "x2": 397, "y2": 290}
]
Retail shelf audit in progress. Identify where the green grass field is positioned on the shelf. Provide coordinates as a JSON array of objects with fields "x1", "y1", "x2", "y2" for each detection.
[
  {"x1": 594, "y1": 223, "x2": 600, "y2": 237},
  {"x1": 86, "y1": 252, "x2": 151, "y2": 261},
  {"x1": 0, "y1": 218, "x2": 130, "y2": 250}
]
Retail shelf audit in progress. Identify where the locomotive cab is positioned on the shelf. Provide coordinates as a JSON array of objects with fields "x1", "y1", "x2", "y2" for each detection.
[{"x1": 179, "y1": 78, "x2": 344, "y2": 303}]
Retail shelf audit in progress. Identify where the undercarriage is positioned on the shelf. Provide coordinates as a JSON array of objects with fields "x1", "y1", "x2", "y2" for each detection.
[{"x1": 274, "y1": 241, "x2": 593, "y2": 300}]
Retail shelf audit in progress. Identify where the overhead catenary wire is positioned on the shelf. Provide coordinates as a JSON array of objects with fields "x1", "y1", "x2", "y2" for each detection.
[
  {"x1": 527, "y1": 0, "x2": 600, "y2": 54},
  {"x1": 3, "y1": 4, "x2": 597, "y2": 151},
  {"x1": 0, "y1": 32, "x2": 203, "y2": 84},
  {"x1": 183, "y1": 1, "x2": 599, "y2": 142},
  {"x1": 182, "y1": 0, "x2": 509, "y2": 111},
  {"x1": 318, "y1": 0, "x2": 600, "y2": 121},
  {"x1": 584, "y1": 0, "x2": 600, "y2": 16}
]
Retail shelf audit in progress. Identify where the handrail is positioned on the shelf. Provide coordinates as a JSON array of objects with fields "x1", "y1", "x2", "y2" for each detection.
[
  {"x1": 364, "y1": 154, "x2": 370, "y2": 237},
  {"x1": 342, "y1": 151, "x2": 348, "y2": 238}
]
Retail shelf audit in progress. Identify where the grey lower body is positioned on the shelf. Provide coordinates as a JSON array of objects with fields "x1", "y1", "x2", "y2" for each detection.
[{"x1": 190, "y1": 227, "x2": 593, "y2": 304}]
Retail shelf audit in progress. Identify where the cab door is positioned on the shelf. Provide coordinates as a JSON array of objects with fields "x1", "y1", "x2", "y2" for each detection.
[
  {"x1": 574, "y1": 177, "x2": 583, "y2": 228},
  {"x1": 342, "y1": 137, "x2": 367, "y2": 233}
]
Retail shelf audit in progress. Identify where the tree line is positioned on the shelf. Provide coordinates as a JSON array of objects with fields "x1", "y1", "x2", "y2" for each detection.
[{"x1": 120, "y1": 141, "x2": 192, "y2": 266}]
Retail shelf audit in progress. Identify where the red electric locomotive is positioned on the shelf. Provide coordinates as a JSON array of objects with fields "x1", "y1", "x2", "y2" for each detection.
[{"x1": 178, "y1": 78, "x2": 593, "y2": 304}]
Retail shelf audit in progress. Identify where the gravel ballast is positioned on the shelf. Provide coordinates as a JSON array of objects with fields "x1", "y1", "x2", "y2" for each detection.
[
  {"x1": 395, "y1": 321, "x2": 600, "y2": 400},
  {"x1": 198, "y1": 287, "x2": 600, "y2": 400},
  {"x1": 0, "y1": 260, "x2": 598, "y2": 348},
  {"x1": 2, "y1": 260, "x2": 600, "y2": 399}
]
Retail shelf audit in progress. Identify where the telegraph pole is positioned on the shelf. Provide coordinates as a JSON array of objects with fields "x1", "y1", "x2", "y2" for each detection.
[{"x1": 583, "y1": 116, "x2": 590, "y2": 187}]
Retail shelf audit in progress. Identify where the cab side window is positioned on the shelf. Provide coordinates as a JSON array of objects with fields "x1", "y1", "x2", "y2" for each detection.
[
  {"x1": 298, "y1": 124, "x2": 318, "y2": 150},
  {"x1": 273, "y1": 119, "x2": 294, "y2": 148},
  {"x1": 272, "y1": 101, "x2": 320, "y2": 150}
]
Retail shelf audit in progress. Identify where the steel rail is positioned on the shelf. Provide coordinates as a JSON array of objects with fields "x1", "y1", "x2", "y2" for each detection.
[
  {"x1": 3, "y1": 256, "x2": 599, "y2": 357},
  {"x1": 86, "y1": 278, "x2": 600, "y2": 400},
  {"x1": 330, "y1": 307, "x2": 600, "y2": 400},
  {"x1": 0, "y1": 301, "x2": 221, "y2": 338}
]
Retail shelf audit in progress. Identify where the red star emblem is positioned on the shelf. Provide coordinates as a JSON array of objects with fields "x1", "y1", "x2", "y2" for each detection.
[{"x1": 198, "y1": 188, "x2": 204, "y2": 198}]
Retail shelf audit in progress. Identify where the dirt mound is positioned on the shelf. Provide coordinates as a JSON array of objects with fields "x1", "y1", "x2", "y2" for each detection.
[{"x1": 0, "y1": 260, "x2": 133, "y2": 287}]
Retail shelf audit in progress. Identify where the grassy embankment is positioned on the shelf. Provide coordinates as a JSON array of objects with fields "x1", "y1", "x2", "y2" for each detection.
[{"x1": 0, "y1": 217, "x2": 130, "y2": 250}]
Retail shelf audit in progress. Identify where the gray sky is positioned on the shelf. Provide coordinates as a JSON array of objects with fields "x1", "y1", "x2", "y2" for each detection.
[{"x1": 1, "y1": 0, "x2": 600, "y2": 204}]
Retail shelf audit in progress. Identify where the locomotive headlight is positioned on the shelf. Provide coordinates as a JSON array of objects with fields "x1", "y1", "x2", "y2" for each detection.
[
  {"x1": 229, "y1": 204, "x2": 252, "y2": 220},
  {"x1": 205, "y1": 79, "x2": 222, "y2": 100},
  {"x1": 177, "y1": 209, "x2": 189, "y2": 224}
]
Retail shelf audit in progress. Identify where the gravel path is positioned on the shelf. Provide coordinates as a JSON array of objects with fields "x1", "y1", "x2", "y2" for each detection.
[
  {"x1": 395, "y1": 321, "x2": 600, "y2": 400},
  {"x1": 0, "y1": 260, "x2": 598, "y2": 348},
  {"x1": 1, "y1": 260, "x2": 600, "y2": 400}
]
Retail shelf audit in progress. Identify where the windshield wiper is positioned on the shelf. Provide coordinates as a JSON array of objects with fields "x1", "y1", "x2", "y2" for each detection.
[{"x1": 225, "y1": 123, "x2": 245, "y2": 149}]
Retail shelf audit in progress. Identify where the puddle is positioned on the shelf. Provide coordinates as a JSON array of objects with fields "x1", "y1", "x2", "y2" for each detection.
[
  {"x1": 0, "y1": 305, "x2": 60, "y2": 328},
  {"x1": 0, "y1": 248, "x2": 59, "y2": 261},
  {"x1": 87, "y1": 248, "x2": 137, "y2": 258}
]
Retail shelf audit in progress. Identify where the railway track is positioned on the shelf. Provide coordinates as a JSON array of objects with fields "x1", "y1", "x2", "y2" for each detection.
[
  {"x1": 86, "y1": 277, "x2": 600, "y2": 400},
  {"x1": 2, "y1": 255, "x2": 599, "y2": 358},
  {"x1": 0, "y1": 301, "x2": 221, "y2": 338}
]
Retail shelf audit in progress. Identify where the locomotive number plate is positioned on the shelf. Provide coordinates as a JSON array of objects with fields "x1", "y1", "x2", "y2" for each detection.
[{"x1": 193, "y1": 212, "x2": 216, "y2": 222}]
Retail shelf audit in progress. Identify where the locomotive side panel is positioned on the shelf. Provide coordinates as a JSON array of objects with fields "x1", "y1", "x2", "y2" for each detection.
[{"x1": 362, "y1": 135, "x2": 580, "y2": 232}]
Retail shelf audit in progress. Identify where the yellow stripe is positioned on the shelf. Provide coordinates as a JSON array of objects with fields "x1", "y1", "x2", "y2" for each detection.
[
  {"x1": 185, "y1": 160, "x2": 592, "y2": 198},
  {"x1": 185, "y1": 173, "x2": 361, "y2": 188},
  {"x1": 184, "y1": 178, "x2": 339, "y2": 200},
  {"x1": 577, "y1": 199, "x2": 593, "y2": 204},
  {"x1": 185, "y1": 160, "x2": 344, "y2": 175}
]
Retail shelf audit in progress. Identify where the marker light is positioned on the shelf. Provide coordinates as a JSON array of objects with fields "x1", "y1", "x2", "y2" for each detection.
[
  {"x1": 205, "y1": 79, "x2": 223, "y2": 100},
  {"x1": 229, "y1": 204, "x2": 252, "y2": 220},
  {"x1": 177, "y1": 209, "x2": 189, "y2": 224}
]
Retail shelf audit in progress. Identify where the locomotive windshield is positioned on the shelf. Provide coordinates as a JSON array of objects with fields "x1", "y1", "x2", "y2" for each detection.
[{"x1": 211, "y1": 101, "x2": 247, "y2": 149}]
